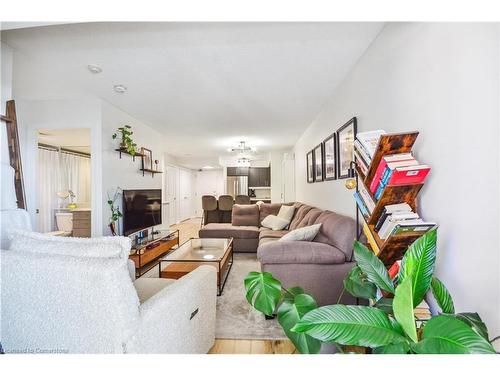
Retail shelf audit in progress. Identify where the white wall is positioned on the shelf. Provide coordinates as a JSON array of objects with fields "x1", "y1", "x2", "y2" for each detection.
[
  {"x1": 16, "y1": 98, "x2": 103, "y2": 236},
  {"x1": 1, "y1": 42, "x2": 14, "y2": 165},
  {"x1": 294, "y1": 23, "x2": 500, "y2": 335},
  {"x1": 101, "y1": 101, "x2": 179, "y2": 235}
]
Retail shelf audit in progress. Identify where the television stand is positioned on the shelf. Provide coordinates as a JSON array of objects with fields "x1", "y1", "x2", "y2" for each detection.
[{"x1": 129, "y1": 229, "x2": 180, "y2": 277}]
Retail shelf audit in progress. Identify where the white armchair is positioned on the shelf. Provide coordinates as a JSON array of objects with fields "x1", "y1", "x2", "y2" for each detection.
[{"x1": 1, "y1": 232, "x2": 217, "y2": 354}]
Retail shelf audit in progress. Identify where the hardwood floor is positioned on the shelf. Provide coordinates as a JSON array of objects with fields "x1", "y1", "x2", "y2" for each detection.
[
  {"x1": 209, "y1": 339, "x2": 297, "y2": 354},
  {"x1": 169, "y1": 218, "x2": 296, "y2": 355}
]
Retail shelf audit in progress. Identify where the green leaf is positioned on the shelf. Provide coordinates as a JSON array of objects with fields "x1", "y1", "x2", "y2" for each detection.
[
  {"x1": 343, "y1": 266, "x2": 377, "y2": 300},
  {"x1": 373, "y1": 341, "x2": 410, "y2": 354},
  {"x1": 244, "y1": 272, "x2": 282, "y2": 316},
  {"x1": 393, "y1": 276, "x2": 418, "y2": 342},
  {"x1": 282, "y1": 286, "x2": 305, "y2": 300},
  {"x1": 453, "y1": 313, "x2": 489, "y2": 341},
  {"x1": 413, "y1": 315, "x2": 496, "y2": 354},
  {"x1": 373, "y1": 297, "x2": 393, "y2": 315},
  {"x1": 430, "y1": 277, "x2": 455, "y2": 314},
  {"x1": 353, "y1": 241, "x2": 395, "y2": 293},
  {"x1": 398, "y1": 228, "x2": 437, "y2": 307},
  {"x1": 277, "y1": 293, "x2": 321, "y2": 354},
  {"x1": 112, "y1": 134, "x2": 117, "y2": 139},
  {"x1": 292, "y1": 305, "x2": 406, "y2": 348}
]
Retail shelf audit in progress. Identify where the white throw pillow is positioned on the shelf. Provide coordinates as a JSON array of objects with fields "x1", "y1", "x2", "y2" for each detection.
[
  {"x1": 261, "y1": 215, "x2": 290, "y2": 231},
  {"x1": 277, "y1": 205, "x2": 295, "y2": 228},
  {"x1": 8, "y1": 230, "x2": 131, "y2": 259},
  {"x1": 279, "y1": 223, "x2": 322, "y2": 242}
]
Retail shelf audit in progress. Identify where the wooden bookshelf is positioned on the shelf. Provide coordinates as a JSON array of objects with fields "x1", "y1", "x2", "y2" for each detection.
[{"x1": 354, "y1": 131, "x2": 431, "y2": 266}]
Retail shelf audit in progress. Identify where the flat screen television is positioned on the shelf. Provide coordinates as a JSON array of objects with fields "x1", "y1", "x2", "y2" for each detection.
[{"x1": 122, "y1": 189, "x2": 162, "y2": 236}]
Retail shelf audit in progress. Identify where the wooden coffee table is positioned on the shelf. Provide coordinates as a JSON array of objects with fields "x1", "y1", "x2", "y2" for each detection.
[{"x1": 159, "y1": 238, "x2": 233, "y2": 295}]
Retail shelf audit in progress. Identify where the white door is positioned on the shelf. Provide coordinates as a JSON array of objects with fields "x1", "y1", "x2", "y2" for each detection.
[
  {"x1": 165, "y1": 165, "x2": 179, "y2": 225},
  {"x1": 179, "y1": 168, "x2": 193, "y2": 221}
]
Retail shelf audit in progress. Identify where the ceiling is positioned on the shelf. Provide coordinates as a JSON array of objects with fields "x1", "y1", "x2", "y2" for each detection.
[
  {"x1": 38, "y1": 128, "x2": 91, "y2": 154},
  {"x1": 2, "y1": 22, "x2": 383, "y2": 167}
]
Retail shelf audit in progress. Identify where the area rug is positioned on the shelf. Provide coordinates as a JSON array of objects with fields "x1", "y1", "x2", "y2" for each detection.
[{"x1": 216, "y1": 253, "x2": 286, "y2": 340}]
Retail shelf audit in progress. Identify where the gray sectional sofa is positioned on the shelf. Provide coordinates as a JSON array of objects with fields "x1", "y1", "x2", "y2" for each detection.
[{"x1": 198, "y1": 202, "x2": 358, "y2": 305}]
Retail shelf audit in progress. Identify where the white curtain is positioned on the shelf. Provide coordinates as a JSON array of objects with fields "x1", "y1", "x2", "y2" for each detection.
[{"x1": 37, "y1": 148, "x2": 91, "y2": 233}]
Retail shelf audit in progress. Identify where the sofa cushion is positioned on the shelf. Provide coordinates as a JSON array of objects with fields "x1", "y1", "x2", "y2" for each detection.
[
  {"x1": 259, "y1": 229, "x2": 289, "y2": 240},
  {"x1": 313, "y1": 210, "x2": 357, "y2": 261},
  {"x1": 199, "y1": 223, "x2": 260, "y2": 239},
  {"x1": 8, "y1": 229, "x2": 131, "y2": 259},
  {"x1": 280, "y1": 223, "x2": 322, "y2": 242},
  {"x1": 134, "y1": 278, "x2": 175, "y2": 303},
  {"x1": 258, "y1": 240, "x2": 346, "y2": 265},
  {"x1": 258, "y1": 237, "x2": 280, "y2": 246},
  {"x1": 289, "y1": 204, "x2": 320, "y2": 230},
  {"x1": 232, "y1": 204, "x2": 260, "y2": 227},
  {"x1": 261, "y1": 215, "x2": 289, "y2": 231},
  {"x1": 258, "y1": 203, "x2": 282, "y2": 225}
]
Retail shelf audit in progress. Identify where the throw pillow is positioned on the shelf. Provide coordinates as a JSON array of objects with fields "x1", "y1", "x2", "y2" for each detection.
[
  {"x1": 8, "y1": 230, "x2": 131, "y2": 259},
  {"x1": 277, "y1": 205, "x2": 295, "y2": 228},
  {"x1": 279, "y1": 223, "x2": 322, "y2": 242},
  {"x1": 261, "y1": 215, "x2": 290, "y2": 231}
]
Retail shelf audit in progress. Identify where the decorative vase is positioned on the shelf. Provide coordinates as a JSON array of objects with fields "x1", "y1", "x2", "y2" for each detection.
[{"x1": 109, "y1": 222, "x2": 117, "y2": 236}]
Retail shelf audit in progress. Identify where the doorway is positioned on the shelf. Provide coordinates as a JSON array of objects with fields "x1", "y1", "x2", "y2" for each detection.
[
  {"x1": 165, "y1": 165, "x2": 179, "y2": 225},
  {"x1": 36, "y1": 128, "x2": 91, "y2": 236}
]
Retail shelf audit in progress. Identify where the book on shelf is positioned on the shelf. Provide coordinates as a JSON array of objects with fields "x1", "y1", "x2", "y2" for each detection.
[
  {"x1": 353, "y1": 191, "x2": 370, "y2": 220},
  {"x1": 392, "y1": 222, "x2": 437, "y2": 235},
  {"x1": 356, "y1": 130, "x2": 386, "y2": 159},
  {"x1": 357, "y1": 181, "x2": 376, "y2": 214},
  {"x1": 388, "y1": 260, "x2": 401, "y2": 280},
  {"x1": 374, "y1": 163, "x2": 430, "y2": 200},
  {"x1": 363, "y1": 222, "x2": 380, "y2": 255},
  {"x1": 369, "y1": 153, "x2": 414, "y2": 193},
  {"x1": 374, "y1": 202, "x2": 413, "y2": 232},
  {"x1": 354, "y1": 139, "x2": 373, "y2": 165},
  {"x1": 378, "y1": 213, "x2": 421, "y2": 240},
  {"x1": 354, "y1": 147, "x2": 369, "y2": 175}
]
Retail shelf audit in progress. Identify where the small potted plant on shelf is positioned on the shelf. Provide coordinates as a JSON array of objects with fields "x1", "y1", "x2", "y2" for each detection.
[
  {"x1": 107, "y1": 187, "x2": 123, "y2": 236},
  {"x1": 244, "y1": 229, "x2": 498, "y2": 354},
  {"x1": 112, "y1": 125, "x2": 137, "y2": 156}
]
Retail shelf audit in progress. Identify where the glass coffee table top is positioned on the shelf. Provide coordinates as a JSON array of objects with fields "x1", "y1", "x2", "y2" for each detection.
[{"x1": 162, "y1": 238, "x2": 232, "y2": 262}]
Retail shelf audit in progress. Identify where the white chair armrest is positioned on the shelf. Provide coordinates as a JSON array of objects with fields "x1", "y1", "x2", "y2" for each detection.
[{"x1": 127, "y1": 265, "x2": 217, "y2": 353}]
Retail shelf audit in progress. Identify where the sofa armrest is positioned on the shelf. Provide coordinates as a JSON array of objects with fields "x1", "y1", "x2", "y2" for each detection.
[
  {"x1": 257, "y1": 240, "x2": 346, "y2": 265},
  {"x1": 129, "y1": 265, "x2": 217, "y2": 353}
]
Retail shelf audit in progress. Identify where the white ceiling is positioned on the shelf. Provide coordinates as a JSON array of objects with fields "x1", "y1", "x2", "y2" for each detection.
[
  {"x1": 2, "y1": 22, "x2": 383, "y2": 167},
  {"x1": 38, "y1": 128, "x2": 91, "y2": 154}
]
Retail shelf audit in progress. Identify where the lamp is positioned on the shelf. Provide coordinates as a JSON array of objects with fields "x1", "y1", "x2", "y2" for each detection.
[{"x1": 345, "y1": 161, "x2": 357, "y2": 190}]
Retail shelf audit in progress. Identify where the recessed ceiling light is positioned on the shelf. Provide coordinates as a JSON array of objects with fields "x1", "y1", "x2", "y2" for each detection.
[
  {"x1": 87, "y1": 64, "x2": 102, "y2": 74},
  {"x1": 202, "y1": 165, "x2": 214, "y2": 169},
  {"x1": 113, "y1": 84, "x2": 127, "y2": 94}
]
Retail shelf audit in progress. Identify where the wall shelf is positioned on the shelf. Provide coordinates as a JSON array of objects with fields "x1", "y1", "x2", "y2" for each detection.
[
  {"x1": 140, "y1": 168, "x2": 163, "y2": 177},
  {"x1": 115, "y1": 148, "x2": 145, "y2": 161}
]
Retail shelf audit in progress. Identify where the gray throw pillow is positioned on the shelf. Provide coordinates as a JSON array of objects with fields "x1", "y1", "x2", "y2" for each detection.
[{"x1": 279, "y1": 223, "x2": 322, "y2": 242}]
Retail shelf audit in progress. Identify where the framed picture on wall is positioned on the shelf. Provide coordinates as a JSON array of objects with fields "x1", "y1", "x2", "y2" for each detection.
[
  {"x1": 306, "y1": 150, "x2": 314, "y2": 183},
  {"x1": 336, "y1": 117, "x2": 357, "y2": 179},
  {"x1": 141, "y1": 147, "x2": 153, "y2": 170},
  {"x1": 323, "y1": 133, "x2": 337, "y2": 181},
  {"x1": 313, "y1": 143, "x2": 324, "y2": 182}
]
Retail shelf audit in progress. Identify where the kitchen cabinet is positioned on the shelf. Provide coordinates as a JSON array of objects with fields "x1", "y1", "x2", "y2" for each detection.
[
  {"x1": 248, "y1": 167, "x2": 270, "y2": 187},
  {"x1": 227, "y1": 167, "x2": 249, "y2": 176}
]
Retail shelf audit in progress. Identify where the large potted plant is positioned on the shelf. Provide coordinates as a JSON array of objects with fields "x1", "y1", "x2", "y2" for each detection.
[{"x1": 244, "y1": 229, "x2": 497, "y2": 354}]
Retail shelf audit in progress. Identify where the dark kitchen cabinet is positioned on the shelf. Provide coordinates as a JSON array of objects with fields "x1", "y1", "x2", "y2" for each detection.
[
  {"x1": 227, "y1": 167, "x2": 249, "y2": 176},
  {"x1": 248, "y1": 167, "x2": 271, "y2": 187}
]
